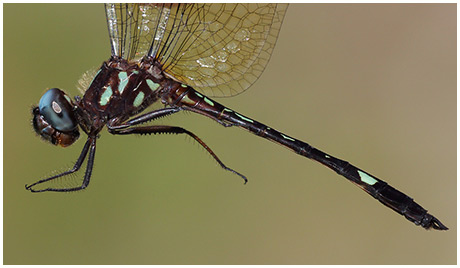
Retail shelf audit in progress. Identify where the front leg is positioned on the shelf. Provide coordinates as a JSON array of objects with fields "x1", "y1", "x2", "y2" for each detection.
[
  {"x1": 109, "y1": 125, "x2": 247, "y2": 184},
  {"x1": 25, "y1": 137, "x2": 97, "y2": 192}
]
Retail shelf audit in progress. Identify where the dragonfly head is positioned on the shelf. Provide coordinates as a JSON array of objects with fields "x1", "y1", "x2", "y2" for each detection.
[{"x1": 32, "y1": 88, "x2": 80, "y2": 147}]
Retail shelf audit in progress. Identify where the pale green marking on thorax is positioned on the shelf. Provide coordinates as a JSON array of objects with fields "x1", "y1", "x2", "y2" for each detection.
[
  {"x1": 223, "y1": 108, "x2": 233, "y2": 113},
  {"x1": 100, "y1": 86, "x2": 113, "y2": 106},
  {"x1": 132, "y1": 70, "x2": 139, "y2": 74},
  {"x1": 235, "y1": 112, "x2": 254, "y2": 123},
  {"x1": 195, "y1": 91, "x2": 203, "y2": 98},
  {"x1": 181, "y1": 84, "x2": 188, "y2": 88},
  {"x1": 281, "y1": 133, "x2": 295, "y2": 142},
  {"x1": 118, "y1": 72, "x2": 129, "y2": 94},
  {"x1": 357, "y1": 170, "x2": 378, "y2": 185},
  {"x1": 133, "y1": 91, "x2": 145, "y2": 107},
  {"x1": 146, "y1": 79, "x2": 160, "y2": 91}
]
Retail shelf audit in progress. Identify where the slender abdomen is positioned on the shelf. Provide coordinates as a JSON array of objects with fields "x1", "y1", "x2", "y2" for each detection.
[{"x1": 170, "y1": 85, "x2": 447, "y2": 230}]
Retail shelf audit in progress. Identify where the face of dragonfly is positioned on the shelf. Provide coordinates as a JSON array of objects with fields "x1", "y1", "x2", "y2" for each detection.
[{"x1": 32, "y1": 88, "x2": 80, "y2": 147}]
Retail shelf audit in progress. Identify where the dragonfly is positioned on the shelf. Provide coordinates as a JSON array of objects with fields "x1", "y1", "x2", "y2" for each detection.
[{"x1": 26, "y1": 3, "x2": 447, "y2": 230}]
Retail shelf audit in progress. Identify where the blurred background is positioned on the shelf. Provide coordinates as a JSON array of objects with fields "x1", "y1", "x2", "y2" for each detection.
[{"x1": 4, "y1": 4, "x2": 456, "y2": 264}]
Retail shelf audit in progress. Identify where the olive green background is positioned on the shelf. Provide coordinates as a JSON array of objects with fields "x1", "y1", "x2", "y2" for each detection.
[{"x1": 4, "y1": 4, "x2": 456, "y2": 264}]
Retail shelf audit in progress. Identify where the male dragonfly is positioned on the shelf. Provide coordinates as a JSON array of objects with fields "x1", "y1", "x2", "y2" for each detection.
[{"x1": 26, "y1": 4, "x2": 447, "y2": 230}]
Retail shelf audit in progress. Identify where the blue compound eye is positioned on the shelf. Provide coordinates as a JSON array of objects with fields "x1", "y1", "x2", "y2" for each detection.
[{"x1": 38, "y1": 88, "x2": 77, "y2": 132}]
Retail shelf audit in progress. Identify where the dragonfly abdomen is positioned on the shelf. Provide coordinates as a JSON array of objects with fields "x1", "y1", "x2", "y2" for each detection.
[{"x1": 171, "y1": 85, "x2": 447, "y2": 230}]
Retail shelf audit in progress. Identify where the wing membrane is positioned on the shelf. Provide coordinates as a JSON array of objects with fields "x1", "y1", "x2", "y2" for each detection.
[{"x1": 105, "y1": 3, "x2": 288, "y2": 97}]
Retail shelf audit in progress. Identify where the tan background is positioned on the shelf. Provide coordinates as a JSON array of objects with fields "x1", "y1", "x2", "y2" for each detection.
[{"x1": 4, "y1": 4, "x2": 456, "y2": 264}]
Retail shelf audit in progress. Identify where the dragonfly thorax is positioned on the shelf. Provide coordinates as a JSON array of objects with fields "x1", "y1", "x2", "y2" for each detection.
[{"x1": 77, "y1": 57, "x2": 169, "y2": 133}]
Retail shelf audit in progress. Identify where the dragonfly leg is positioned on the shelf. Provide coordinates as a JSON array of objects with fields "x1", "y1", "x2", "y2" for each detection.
[
  {"x1": 109, "y1": 125, "x2": 248, "y2": 184},
  {"x1": 108, "y1": 107, "x2": 182, "y2": 130},
  {"x1": 182, "y1": 106, "x2": 238, "y2": 128},
  {"x1": 25, "y1": 137, "x2": 96, "y2": 192},
  {"x1": 116, "y1": 106, "x2": 236, "y2": 128},
  {"x1": 212, "y1": 120, "x2": 236, "y2": 128}
]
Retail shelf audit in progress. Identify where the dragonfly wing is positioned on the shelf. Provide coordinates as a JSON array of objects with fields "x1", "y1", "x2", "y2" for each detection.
[
  {"x1": 106, "y1": 4, "x2": 136, "y2": 59},
  {"x1": 106, "y1": 3, "x2": 162, "y2": 61},
  {"x1": 105, "y1": 4, "x2": 288, "y2": 97},
  {"x1": 160, "y1": 4, "x2": 288, "y2": 97}
]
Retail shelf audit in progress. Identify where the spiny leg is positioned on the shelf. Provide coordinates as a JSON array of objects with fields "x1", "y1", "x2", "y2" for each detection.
[
  {"x1": 109, "y1": 106, "x2": 236, "y2": 130},
  {"x1": 109, "y1": 107, "x2": 182, "y2": 130},
  {"x1": 182, "y1": 106, "x2": 238, "y2": 128},
  {"x1": 109, "y1": 125, "x2": 247, "y2": 183},
  {"x1": 25, "y1": 137, "x2": 97, "y2": 192}
]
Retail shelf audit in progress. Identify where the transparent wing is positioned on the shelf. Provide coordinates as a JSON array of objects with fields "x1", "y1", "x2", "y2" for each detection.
[
  {"x1": 105, "y1": 3, "x2": 178, "y2": 61},
  {"x1": 105, "y1": 3, "x2": 140, "y2": 59},
  {"x1": 105, "y1": 3, "x2": 288, "y2": 97}
]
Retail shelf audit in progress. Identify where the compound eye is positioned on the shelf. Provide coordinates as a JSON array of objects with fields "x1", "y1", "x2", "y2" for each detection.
[{"x1": 38, "y1": 88, "x2": 77, "y2": 132}]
